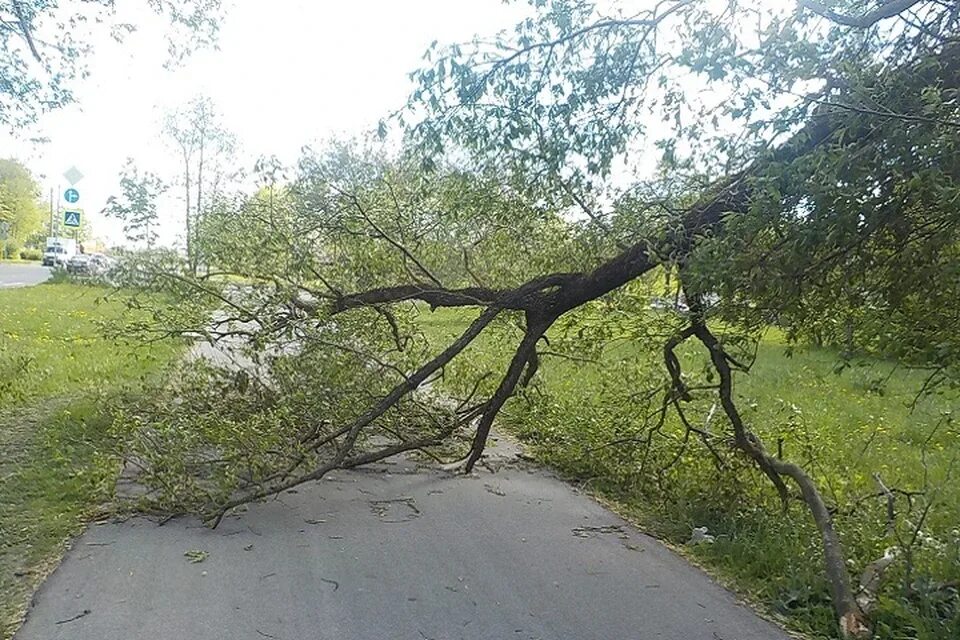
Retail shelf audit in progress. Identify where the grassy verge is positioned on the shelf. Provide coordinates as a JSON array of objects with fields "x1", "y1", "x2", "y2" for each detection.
[
  {"x1": 0, "y1": 283, "x2": 181, "y2": 639},
  {"x1": 417, "y1": 305, "x2": 959, "y2": 639}
]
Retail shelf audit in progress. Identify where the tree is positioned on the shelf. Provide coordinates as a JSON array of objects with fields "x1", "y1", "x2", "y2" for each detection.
[
  {"x1": 163, "y1": 96, "x2": 236, "y2": 273},
  {"x1": 0, "y1": 1, "x2": 224, "y2": 130},
  {"x1": 0, "y1": 158, "x2": 44, "y2": 257},
  {"x1": 391, "y1": 5, "x2": 958, "y2": 633},
  {"x1": 116, "y1": 2, "x2": 959, "y2": 638},
  {"x1": 102, "y1": 159, "x2": 167, "y2": 247}
]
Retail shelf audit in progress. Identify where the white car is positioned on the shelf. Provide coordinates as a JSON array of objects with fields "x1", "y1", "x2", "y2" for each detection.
[{"x1": 43, "y1": 245, "x2": 71, "y2": 267}]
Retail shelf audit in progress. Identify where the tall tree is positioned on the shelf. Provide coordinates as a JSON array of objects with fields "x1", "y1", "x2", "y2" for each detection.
[
  {"x1": 163, "y1": 96, "x2": 236, "y2": 273},
  {"x1": 102, "y1": 159, "x2": 167, "y2": 247},
  {"x1": 0, "y1": 0, "x2": 224, "y2": 130},
  {"x1": 0, "y1": 158, "x2": 44, "y2": 256}
]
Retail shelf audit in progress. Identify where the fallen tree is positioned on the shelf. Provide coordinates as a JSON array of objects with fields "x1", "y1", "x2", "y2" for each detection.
[{"x1": 113, "y1": 2, "x2": 960, "y2": 638}]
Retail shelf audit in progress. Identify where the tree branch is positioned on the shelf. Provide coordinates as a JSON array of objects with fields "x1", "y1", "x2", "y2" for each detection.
[
  {"x1": 464, "y1": 312, "x2": 554, "y2": 471},
  {"x1": 208, "y1": 305, "x2": 502, "y2": 524},
  {"x1": 334, "y1": 284, "x2": 503, "y2": 312},
  {"x1": 797, "y1": 0, "x2": 927, "y2": 28},
  {"x1": 690, "y1": 318, "x2": 869, "y2": 638},
  {"x1": 12, "y1": 1, "x2": 42, "y2": 62}
]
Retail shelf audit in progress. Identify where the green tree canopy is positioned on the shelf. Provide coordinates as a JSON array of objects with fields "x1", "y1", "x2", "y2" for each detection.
[
  {"x1": 0, "y1": 158, "x2": 44, "y2": 254},
  {"x1": 0, "y1": 1, "x2": 224, "y2": 129},
  {"x1": 102, "y1": 158, "x2": 167, "y2": 247}
]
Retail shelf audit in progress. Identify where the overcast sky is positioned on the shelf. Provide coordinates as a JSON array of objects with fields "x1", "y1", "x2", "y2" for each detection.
[{"x1": 1, "y1": 0, "x2": 526, "y2": 246}]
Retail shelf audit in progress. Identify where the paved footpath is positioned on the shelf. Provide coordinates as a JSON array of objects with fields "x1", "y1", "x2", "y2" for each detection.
[{"x1": 15, "y1": 440, "x2": 790, "y2": 640}]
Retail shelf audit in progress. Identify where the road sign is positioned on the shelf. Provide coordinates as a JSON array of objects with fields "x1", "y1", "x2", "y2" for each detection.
[
  {"x1": 63, "y1": 166, "x2": 84, "y2": 185},
  {"x1": 64, "y1": 188, "x2": 80, "y2": 203},
  {"x1": 64, "y1": 211, "x2": 81, "y2": 228}
]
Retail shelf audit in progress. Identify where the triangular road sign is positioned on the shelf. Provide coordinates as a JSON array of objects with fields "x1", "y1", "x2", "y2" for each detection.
[{"x1": 64, "y1": 211, "x2": 82, "y2": 228}]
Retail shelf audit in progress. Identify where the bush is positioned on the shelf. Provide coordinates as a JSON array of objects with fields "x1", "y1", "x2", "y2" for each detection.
[
  {"x1": 1, "y1": 244, "x2": 22, "y2": 260},
  {"x1": 19, "y1": 248, "x2": 42, "y2": 261}
]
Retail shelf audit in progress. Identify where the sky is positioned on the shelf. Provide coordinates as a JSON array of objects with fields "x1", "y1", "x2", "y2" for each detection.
[{"x1": 1, "y1": 0, "x2": 526, "y2": 247}]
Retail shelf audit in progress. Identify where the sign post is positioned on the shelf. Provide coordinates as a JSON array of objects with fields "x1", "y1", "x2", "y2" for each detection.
[{"x1": 61, "y1": 168, "x2": 83, "y2": 245}]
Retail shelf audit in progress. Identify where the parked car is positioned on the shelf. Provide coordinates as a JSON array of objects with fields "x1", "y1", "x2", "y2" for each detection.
[
  {"x1": 66, "y1": 254, "x2": 91, "y2": 274},
  {"x1": 66, "y1": 253, "x2": 115, "y2": 276},
  {"x1": 42, "y1": 238, "x2": 78, "y2": 267}
]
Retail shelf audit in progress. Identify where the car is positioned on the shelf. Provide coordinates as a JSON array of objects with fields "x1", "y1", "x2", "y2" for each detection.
[
  {"x1": 91, "y1": 253, "x2": 116, "y2": 273},
  {"x1": 42, "y1": 237, "x2": 79, "y2": 266},
  {"x1": 43, "y1": 245, "x2": 72, "y2": 267},
  {"x1": 649, "y1": 296, "x2": 689, "y2": 312},
  {"x1": 65, "y1": 254, "x2": 91, "y2": 274},
  {"x1": 66, "y1": 253, "x2": 115, "y2": 276}
]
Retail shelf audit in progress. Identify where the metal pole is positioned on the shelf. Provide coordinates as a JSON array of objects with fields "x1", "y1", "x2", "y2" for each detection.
[
  {"x1": 56, "y1": 184, "x2": 61, "y2": 237},
  {"x1": 49, "y1": 187, "x2": 54, "y2": 235}
]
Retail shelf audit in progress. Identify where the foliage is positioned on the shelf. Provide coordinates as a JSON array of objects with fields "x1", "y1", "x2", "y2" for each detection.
[
  {"x1": 94, "y1": 2, "x2": 960, "y2": 638},
  {"x1": 392, "y1": 7, "x2": 960, "y2": 634},
  {"x1": 163, "y1": 96, "x2": 238, "y2": 273},
  {"x1": 102, "y1": 158, "x2": 167, "y2": 247},
  {"x1": 420, "y1": 304, "x2": 960, "y2": 638},
  {"x1": 0, "y1": 158, "x2": 44, "y2": 252},
  {"x1": 18, "y1": 248, "x2": 41, "y2": 261},
  {"x1": 109, "y1": 304, "x2": 457, "y2": 515},
  {"x1": 0, "y1": 0, "x2": 224, "y2": 129}
]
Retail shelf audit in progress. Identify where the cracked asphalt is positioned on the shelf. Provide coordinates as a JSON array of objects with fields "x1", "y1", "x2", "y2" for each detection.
[{"x1": 15, "y1": 440, "x2": 789, "y2": 640}]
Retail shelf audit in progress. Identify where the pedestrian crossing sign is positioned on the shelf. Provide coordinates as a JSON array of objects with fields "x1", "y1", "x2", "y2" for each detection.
[{"x1": 64, "y1": 211, "x2": 81, "y2": 228}]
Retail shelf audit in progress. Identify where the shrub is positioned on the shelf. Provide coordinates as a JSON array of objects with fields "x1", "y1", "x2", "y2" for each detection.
[{"x1": 19, "y1": 248, "x2": 42, "y2": 261}]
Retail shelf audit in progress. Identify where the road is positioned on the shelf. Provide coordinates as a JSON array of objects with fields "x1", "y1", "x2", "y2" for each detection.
[
  {"x1": 15, "y1": 439, "x2": 789, "y2": 640},
  {"x1": 0, "y1": 263, "x2": 50, "y2": 288}
]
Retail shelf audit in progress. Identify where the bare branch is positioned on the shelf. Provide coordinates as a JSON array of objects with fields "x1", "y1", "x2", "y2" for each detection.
[
  {"x1": 12, "y1": 1, "x2": 42, "y2": 62},
  {"x1": 797, "y1": 0, "x2": 927, "y2": 28},
  {"x1": 464, "y1": 313, "x2": 554, "y2": 471},
  {"x1": 692, "y1": 318, "x2": 869, "y2": 638},
  {"x1": 208, "y1": 305, "x2": 502, "y2": 525}
]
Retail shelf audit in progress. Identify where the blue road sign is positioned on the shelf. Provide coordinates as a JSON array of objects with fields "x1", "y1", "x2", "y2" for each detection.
[
  {"x1": 64, "y1": 188, "x2": 80, "y2": 203},
  {"x1": 64, "y1": 211, "x2": 81, "y2": 228}
]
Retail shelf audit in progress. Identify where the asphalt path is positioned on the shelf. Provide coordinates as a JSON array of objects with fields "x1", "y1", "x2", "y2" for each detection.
[
  {"x1": 15, "y1": 439, "x2": 789, "y2": 640},
  {"x1": 0, "y1": 263, "x2": 50, "y2": 288}
]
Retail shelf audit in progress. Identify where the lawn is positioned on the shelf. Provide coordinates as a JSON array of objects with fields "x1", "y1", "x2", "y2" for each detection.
[
  {"x1": 0, "y1": 283, "x2": 182, "y2": 639},
  {"x1": 416, "y1": 303, "x2": 959, "y2": 639}
]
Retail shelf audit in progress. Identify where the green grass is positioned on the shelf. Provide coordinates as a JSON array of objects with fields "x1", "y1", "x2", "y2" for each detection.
[
  {"x1": 416, "y1": 305, "x2": 959, "y2": 639},
  {"x1": 0, "y1": 283, "x2": 182, "y2": 639}
]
